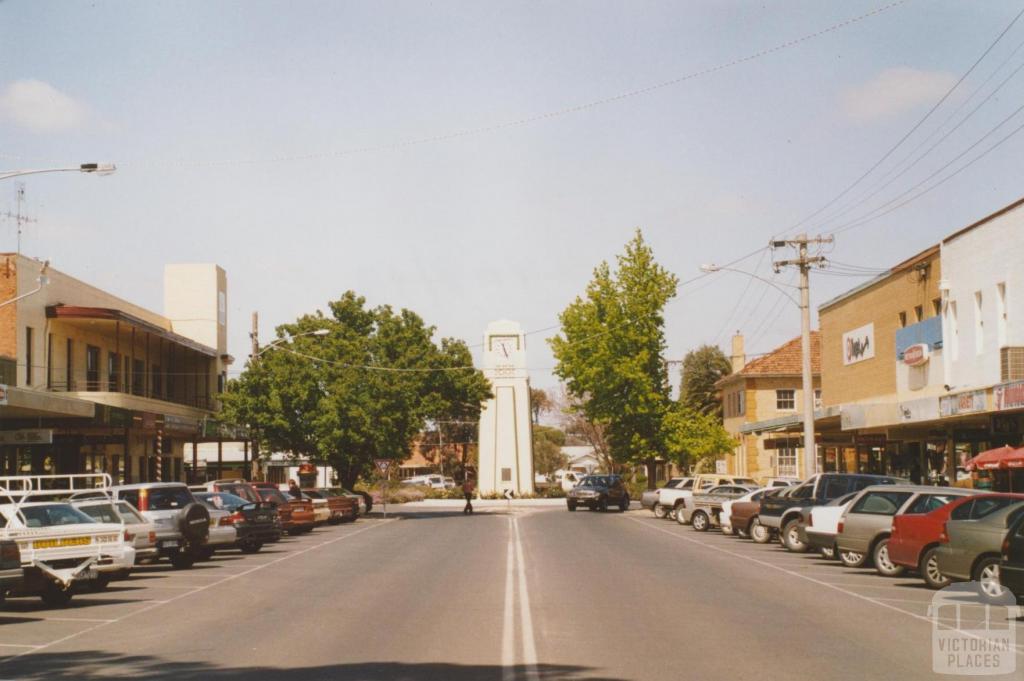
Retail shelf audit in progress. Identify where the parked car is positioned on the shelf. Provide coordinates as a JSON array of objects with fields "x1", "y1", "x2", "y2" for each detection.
[
  {"x1": 759, "y1": 473, "x2": 903, "y2": 550},
  {"x1": 0, "y1": 539, "x2": 22, "y2": 604},
  {"x1": 566, "y1": 475, "x2": 630, "y2": 512},
  {"x1": 192, "y1": 479, "x2": 263, "y2": 504},
  {"x1": 721, "y1": 487, "x2": 775, "y2": 536},
  {"x1": 641, "y1": 478, "x2": 693, "y2": 519},
  {"x1": 193, "y1": 503, "x2": 236, "y2": 559},
  {"x1": 680, "y1": 485, "x2": 759, "y2": 530},
  {"x1": 303, "y1": 489, "x2": 358, "y2": 524},
  {"x1": 1001, "y1": 510, "x2": 1024, "y2": 600},
  {"x1": 726, "y1": 487, "x2": 790, "y2": 542},
  {"x1": 659, "y1": 474, "x2": 758, "y2": 523},
  {"x1": 890, "y1": 493, "x2": 1024, "y2": 589},
  {"x1": 253, "y1": 485, "x2": 315, "y2": 535},
  {"x1": 72, "y1": 496, "x2": 158, "y2": 582},
  {"x1": 799, "y1": 491, "x2": 860, "y2": 558},
  {"x1": 762, "y1": 477, "x2": 801, "y2": 488},
  {"x1": 322, "y1": 487, "x2": 367, "y2": 516},
  {"x1": 833, "y1": 485, "x2": 975, "y2": 571},
  {"x1": 111, "y1": 482, "x2": 210, "y2": 569},
  {"x1": 933, "y1": 498, "x2": 1024, "y2": 599},
  {"x1": 195, "y1": 492, "x2": 280, "y2": 553}
]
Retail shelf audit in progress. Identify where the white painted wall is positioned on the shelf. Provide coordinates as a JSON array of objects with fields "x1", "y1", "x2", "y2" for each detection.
[{"x1": 941, "y1": 204, "x2": 1024, "y2": 390}]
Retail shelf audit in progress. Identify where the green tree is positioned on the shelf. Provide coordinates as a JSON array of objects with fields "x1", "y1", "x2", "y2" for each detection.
[
  {"x1": 532, "y1": 425, "x2": 568, "y2": 474},
  {"x1": 663, "y1": 404, "x2": 736, "y2": 471},
  {"x1": 222, "y1": 291, "x2": 492, "y2": 488},
  {"x1": 548, "y1": 230, "x2": 678, "y2": 469},
  {"x1": 680, "y1": 344, "x2": 732, "y2": 418}
]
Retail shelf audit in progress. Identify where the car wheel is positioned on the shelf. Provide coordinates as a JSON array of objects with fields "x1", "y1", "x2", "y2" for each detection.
[
  {"x1": 240, "y1": 541, "x2": 263, "y2": 554},
  {"x1": 872, "y1": 538, "x2": 904, "y2": 577},
  {"x1": 653, "y1": 504, "x2": 669, "y2": 519},
  {"x1": 820, "y1": 545, "x2": 837, "y2": 560},
  {"x1": 40, "y1": 582, "x2": 73, "y2": 608},
  {"x1": 920, "y1": 547, "x2": 950, "y2": 590},
  {"x1": 673, "y1": 504, "x2": 689, "y2": 524},
  {"x1": 838, "y1": 550, "x2": 867, "y2": 568},
  {"x1": 668, "y1": 508, "x2": 678, "y2": 521},
  {"x1": 782, "y1": 520, "x2": 807, "y2": 553},
  {"x1": 973, "y1": 557, "x2": 1006, "y2": 601},
  {"x1": 691, "y1": 511, "x2": 710, "y2": 532},
  {"x1": 618, "y1": 495, "x2": 629, "y2": 512},
  {"x1": 177, "y1": 502, "x2": 211, "y2": 545},
  {"x1": 598, "y1": 498, "x2": 608, "y2": 512},
  {"x1": 567, "y1": 501, "x2": 577, "y2": 512},
  {"x1": 750, "y1": 518, "x2": 771, "y2": 544},
  {"x1": 169, "y1": 550, "x2": 195, "y2": 570},
  {"x1": 91, "y1": 574, "x2": 112, "y2": 592}
]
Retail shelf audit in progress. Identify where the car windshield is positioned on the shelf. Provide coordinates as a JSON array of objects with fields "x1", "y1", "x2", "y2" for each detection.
[
  {"x1": 825, "y1": 492, "x2": 859, "y2": 507},
  {"x1": 218, "y1": 484, "x2": 259, "y2": 503},
  {"x1": 580, "y1": 476, "x2": 609, "y2": 486},
  {"x1": 196, "y1": 492, "x2": 250, "y2": 511},
  {"x1": 76, "y1": 502, "x2": 122, "y2": 524},
  {"x1": 258, "y1": 489, "x2": 289, "y2": 505},
  {"x1": 146, "y1": 486, "x2": 194, "y2": 511},
  {"x1": 116, "y1": 502, "x2": 146, "y2": 524},
  {"x1": 303, "y1": 491, "x2": 324, "y2": 499},
  {"x1": 20, "y1": 504, "x2": 97, "y2": 527}
]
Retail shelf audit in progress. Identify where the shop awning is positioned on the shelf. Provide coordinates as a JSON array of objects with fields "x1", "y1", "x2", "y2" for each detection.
[{"x1": 965, "y1": 445, "x2": 1024, "y2": 471}]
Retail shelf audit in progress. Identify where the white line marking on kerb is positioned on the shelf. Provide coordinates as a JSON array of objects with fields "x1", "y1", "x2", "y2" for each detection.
[
  {"x1": 513, "y1": 516, "x2": 540, "y2": 681},
  {"x1": 0, "y1": 520, "x2": 394, "y2": 665}
]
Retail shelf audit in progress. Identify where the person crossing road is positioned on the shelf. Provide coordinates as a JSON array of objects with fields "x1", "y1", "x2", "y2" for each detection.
[{"x1": 462, "y1": 477, "x2": 475, "y2": 514}]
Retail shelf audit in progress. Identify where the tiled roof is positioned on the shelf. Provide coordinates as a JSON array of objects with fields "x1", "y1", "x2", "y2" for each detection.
[{"x1": 736, "y1": 331, "x2": 820, "y2": 377}]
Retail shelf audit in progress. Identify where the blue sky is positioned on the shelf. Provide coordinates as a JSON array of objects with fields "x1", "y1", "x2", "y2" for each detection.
[{"x1": 2, "y1": 1, "x2": 1023, "y2": 389}]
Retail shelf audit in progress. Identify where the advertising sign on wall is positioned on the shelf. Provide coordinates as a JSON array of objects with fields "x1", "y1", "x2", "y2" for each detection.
[
  {"x1": 843, "y1": 323, "x2": 875, "y2": 365},
  {"x1": 994, "y1": 380, "x2": 1024, "y2": 411},
  {"x1": 939, "y1": 389, "x2": 987, "y2": 417}
]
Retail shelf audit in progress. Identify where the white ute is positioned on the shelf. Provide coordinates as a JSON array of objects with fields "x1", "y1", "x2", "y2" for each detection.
[{"x1": 0, "y1": 474, "x2": 134, "y2": 607}]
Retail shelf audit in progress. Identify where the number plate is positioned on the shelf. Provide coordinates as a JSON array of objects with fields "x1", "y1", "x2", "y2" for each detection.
[
  {"x1": 34, "y1": 536, "x2": 91, "y2": 549},
  {"x1": 161, "y1": 539, "x2": 179, "y2": 549}
]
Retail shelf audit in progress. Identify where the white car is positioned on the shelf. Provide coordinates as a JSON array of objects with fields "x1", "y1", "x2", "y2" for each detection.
[
  {"x1": 72, "y1": 497, "x2": 157, "y2": 576},
  {"x1": 803, "y1": 492, "x2": 860, "y2": 558},
  {"x1": 401, "y1": 474, "x2": 451, "y2": 490}
]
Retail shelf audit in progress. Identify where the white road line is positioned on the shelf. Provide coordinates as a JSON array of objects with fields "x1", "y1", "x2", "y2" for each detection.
[
  {"x1": 0, "y1": 519, "x2": 394, "y2": 666},
  {"x1": 0, "y1": 644, "x2": 40, "y2": 649},
  {"x1": 501, "y1": 517, "x2": 515, "y2": 681},
  {"x1": 512, "y1": 517, "x2": 539, "y2": 681},
  {"x1": 628, "y1": 517, "x2": 1024, "y2": 659}
]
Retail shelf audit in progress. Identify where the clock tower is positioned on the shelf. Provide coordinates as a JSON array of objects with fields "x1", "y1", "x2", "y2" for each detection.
[{"x1": 477, "y1": 320, "x2": 534, "y2": 495}]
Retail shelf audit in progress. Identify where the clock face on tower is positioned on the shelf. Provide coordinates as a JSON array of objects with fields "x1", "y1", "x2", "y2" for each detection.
[{"x1": 489, "y1": 335, "x2": 520, "y2": 365}]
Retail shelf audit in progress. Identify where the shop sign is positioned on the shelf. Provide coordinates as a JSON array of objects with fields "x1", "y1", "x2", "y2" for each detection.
[
  {"x1": 715, "y1": 460, "x2": 727, "y2": 474},
  {"x1": 939, "y1": 390, "x2": 987, "y2": 417},
  {"x1": 854, "y1": 433, "x2": 887, "y2": 447},
  {"x1": 164, "y1": 414, "x2": 201, "y2": 434},
  {"x1": 843, "y1": 323, "x2": 875, "y2": 365},
  {"x1": 764, "y1": 437, "x2": 803, "y2": 449},
  {"x1": 994, "y1": 379, "x2": 1024, "y2": 411},
  {"x1": 0, "y1": 428, "x2": 53, "y2": 445},
  {"x1": 0, "y1": 383, "x2": 7, "y2": 406},
  {"x1": 902, "y1": 343, "x2": 930, "y2": 366}
]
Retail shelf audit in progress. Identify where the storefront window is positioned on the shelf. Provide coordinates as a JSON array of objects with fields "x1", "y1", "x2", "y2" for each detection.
[{"x1": 776, "y1": 447, "x2": 798, "y2": 477}]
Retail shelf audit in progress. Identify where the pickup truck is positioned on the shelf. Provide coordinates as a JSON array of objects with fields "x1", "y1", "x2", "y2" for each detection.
[
  {"x1": 659, "y1": 474, "x2": 758, "y2": 523},
  {"x1": 0, "y1": 474, "x2": 133, "y2": 607},
  {"x1": 0, "y1": 539, "x2": 22, "y2": 602},
  {"x1": 641, "y1": 478, "x2": 692, "y2": 519},
  {"x1": 758, "y1": 473, "x2": 903, "y2": 550},
  {"x1": 679, "y1": 485, "x2": 759, "y2": 530}
]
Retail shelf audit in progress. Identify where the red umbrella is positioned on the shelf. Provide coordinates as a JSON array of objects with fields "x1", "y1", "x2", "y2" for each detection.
[
  {"x1": 965, "y1": 445, "x2": 1018, "y2": 471},
  {"x1": 1005, "y1": 447, "x2": 1024, "y2": 469}
]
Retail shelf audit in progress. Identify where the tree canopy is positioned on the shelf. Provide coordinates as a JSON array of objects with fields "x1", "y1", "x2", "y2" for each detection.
[
  {"x1": 548, "y1": 230, "x2": 678, "y2": 468},
  {"x1": 222, "y1": 291, "x2": 492, "y2": 487},
  {"x1": 680, "y1": 344, "x2": 732, "y2": 418},
  {"x1": 532, "y1": 425, "x2": 568, "y2": 475}
]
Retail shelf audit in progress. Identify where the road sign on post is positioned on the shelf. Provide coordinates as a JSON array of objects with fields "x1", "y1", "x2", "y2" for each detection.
[{"x1": 374, "y1": 459, "x2": 391, "y2": 518}]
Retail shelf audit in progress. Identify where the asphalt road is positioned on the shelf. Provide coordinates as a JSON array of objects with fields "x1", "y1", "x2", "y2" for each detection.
[{"x1": 0, "y1": 506, "x2": 1020, "y2": 680}]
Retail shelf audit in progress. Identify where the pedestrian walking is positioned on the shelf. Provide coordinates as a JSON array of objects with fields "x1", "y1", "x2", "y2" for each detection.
[
  {"x1": 462, "y1": 477, "x2": 475, "y2": 514},
  {"x1": 288, "y1": 479, "x2": 302, "y2": 499}
]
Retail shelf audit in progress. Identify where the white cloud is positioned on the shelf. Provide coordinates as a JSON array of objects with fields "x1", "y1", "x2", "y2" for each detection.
[
  {"x1": 841, "y1": 67, "x2": 957, "y2": 122},
  {"x1": 0, "y1": 79, "x2": 88, "y2": 133}
]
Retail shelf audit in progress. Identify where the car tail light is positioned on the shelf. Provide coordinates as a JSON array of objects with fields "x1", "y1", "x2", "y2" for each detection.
[
  {"x1": 148, "y1": 531, "x2": 157, "y2": 544},
  {"x1": 124, "y1": 530, "x2": 135, "y2": 542},
  {"x1": 219, "y1": 512, "x2": 245, "y2": 526},
  {"x1": 837, "y1": 521, "x2": 844, "y2": 534},
  {"x1": 1003, "y1": 537, "x2": 1011, "y2": 555},
  {"x1": 807, "y1": 513, "x2": 813, "y2": 528},
  {"x1": 939, "y1": 523, "x2": 949, "y2": 544}
]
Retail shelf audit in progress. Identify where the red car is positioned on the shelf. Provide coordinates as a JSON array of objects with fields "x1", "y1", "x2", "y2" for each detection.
[
  {"x1": 889, "y1": 492, "x2": 1024, "y2": 587},
  {"x1": 252, "y1": 483, "x2": 316, "y2": 535}
]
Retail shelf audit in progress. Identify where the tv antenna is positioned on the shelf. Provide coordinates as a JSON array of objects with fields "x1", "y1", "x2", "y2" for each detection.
[{"x1": 2, "y1": 183, "x2": 38, "y2": 255}]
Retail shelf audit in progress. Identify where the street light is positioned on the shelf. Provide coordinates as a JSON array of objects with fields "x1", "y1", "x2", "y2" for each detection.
[
  {"x1": 0, "y1": 163, "x2": 117, "y2": 182},
  {"x1": 0, "y1": 260, "x2": 48, "y2": 309},
  {"x1": 252, "y1": 328, "x2": 330, "y2": 358}
]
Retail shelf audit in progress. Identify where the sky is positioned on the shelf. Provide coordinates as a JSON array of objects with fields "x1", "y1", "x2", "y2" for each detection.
[{"x1": 2, "y1": 0, "x2": 1024, "y2": 390}]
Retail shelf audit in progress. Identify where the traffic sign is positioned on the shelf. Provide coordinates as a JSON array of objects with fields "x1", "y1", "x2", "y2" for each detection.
[
  {"x1": 503, "y1": 489, "x2": 514, "y2": 500},
  {"x1": 374, "y1": 459, "x2": 391, "y2": 474}
]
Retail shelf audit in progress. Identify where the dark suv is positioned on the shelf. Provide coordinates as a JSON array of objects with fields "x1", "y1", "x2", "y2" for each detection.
[
  {"x1": 567, "y1": 475, "x2": 630, "y2": 512},
  {"x1": 759, "y1": 473, "x2": 903, "y2": 551}
]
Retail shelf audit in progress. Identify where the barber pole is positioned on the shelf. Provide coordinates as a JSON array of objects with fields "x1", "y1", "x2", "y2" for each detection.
[{"x1": 155, "y1": 430, "x2": 163, "y2": 482}]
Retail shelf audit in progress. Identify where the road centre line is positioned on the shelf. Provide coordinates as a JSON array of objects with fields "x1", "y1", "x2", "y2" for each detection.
[
  {"x1": 627, "y1": 517, "x2": 1024, "y2": 658},
  {"x1": 501, "y1": 518, "x2": 515, "y2": 681},
  {"x1": 0, "y1": 519, "x2": 394, "y2": 666},
  {"x1": 501, "y1": 516, "x2": 540, "y2": 681},
  {"x1": 513, "y1": 517, "x2": 540, "y2": 681}
]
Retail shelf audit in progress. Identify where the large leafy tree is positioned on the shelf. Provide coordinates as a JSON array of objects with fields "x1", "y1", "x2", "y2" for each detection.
[
  {"x1": 222, "y1": 292, "x2": 492, "y2": 488},
  {"x1": 663, "y1": 403, "x2": 736, "y2": 472},
  {"x1": 548, "y1": 230, "x2": 678, "y2": 469},
  {"x1": 680, "y1": 344, "x2": 732, "y2": 418},
  {"x1": 532, "y1": 425, "x2": 568, "y2": 475},
  {"x1": 529, "y1": 387, "x2": 552, "y2": 424}
]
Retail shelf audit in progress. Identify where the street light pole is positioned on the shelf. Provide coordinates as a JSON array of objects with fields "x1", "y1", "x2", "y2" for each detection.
[{"x1": 0, "y1": 163, "x2": 117, "y2": 182}]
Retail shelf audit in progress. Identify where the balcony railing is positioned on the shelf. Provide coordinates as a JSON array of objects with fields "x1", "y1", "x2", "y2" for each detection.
[{"x1": 46, "y1": 379, "x2": 216, "y2": 411}]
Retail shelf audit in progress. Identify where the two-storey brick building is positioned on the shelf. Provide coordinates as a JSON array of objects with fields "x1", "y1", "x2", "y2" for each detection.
[{"x1": 0, "y1": 254, "x2": 233, "y2": 483}]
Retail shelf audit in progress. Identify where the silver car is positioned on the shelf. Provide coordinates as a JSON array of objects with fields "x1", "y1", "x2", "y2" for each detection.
[
  {"x1": 111, "y1": 483, "x2": 210, "y2": 569},
  {"x1": 72, "y1": 498, "x2": 158, "y2": 573}
]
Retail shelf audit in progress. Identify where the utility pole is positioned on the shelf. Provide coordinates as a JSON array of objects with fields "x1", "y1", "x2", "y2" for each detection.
[
  {"x1": 249, "y1": 311, "x2": 260, "y2": 480},
  {"x1": 771, "y1": 234, "x2": 832, "y2": 479},
  {"x1": 250, "y1": 311, "x2": 259, "y2": 360}
]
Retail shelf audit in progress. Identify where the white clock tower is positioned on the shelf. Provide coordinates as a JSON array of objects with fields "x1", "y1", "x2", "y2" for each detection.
[{"x1": 477, "y1": 320, "x2": 535, "y2": 496}]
